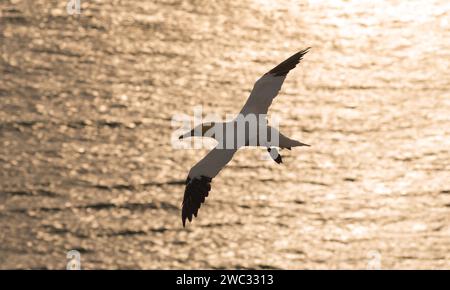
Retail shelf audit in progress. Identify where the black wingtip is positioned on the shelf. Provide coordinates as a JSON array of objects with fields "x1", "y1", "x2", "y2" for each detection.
[
  {"x1": 181, "y1": 176, "x2": 212, "y2": 227},
  {"x1": 275, "y1": 155, "x2": 283, "y2": 164},
  {"x1": 268, "y1": 47, "x2": 311, "y2": 77},
  {"x1": 297, "y1": 47, "x2": 311, "y2": 59}
]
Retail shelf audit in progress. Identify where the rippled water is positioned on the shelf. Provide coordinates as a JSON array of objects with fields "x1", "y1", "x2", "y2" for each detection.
[{"x1": 1, "y1": 0, "x2": 449, "y2": 269}]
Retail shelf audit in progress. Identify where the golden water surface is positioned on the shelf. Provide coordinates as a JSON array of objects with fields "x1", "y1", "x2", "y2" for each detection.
[{"x1": 1, "y1": 0, "x2": 449, "y2": 269}]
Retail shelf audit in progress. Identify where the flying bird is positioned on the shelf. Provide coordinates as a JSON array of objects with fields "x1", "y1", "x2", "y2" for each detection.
[{"x1": 179, "y1": 48, "x2": 311, "y2": 227}]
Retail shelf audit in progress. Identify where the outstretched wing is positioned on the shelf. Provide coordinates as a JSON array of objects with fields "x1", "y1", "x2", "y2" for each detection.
[
  {"x1": 240, "y1": 48, "x2": 310, "y2": 115},
  {"x1": 182, "y1": 147, "x2": 237, "y2": 227}
]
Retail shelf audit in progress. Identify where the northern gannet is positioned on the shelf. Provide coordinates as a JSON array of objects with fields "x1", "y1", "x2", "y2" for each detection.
[{"x1": 179, "y1": 48, "x2": 311, "y2": 227}]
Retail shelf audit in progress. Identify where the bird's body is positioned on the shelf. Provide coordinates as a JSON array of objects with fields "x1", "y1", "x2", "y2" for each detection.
[
  {"x1": 180, "y1": 119, "x2": 302, "y2": 149},
  {"x1": 179, "y1": 48, "x2": 311, "y2": 227}
]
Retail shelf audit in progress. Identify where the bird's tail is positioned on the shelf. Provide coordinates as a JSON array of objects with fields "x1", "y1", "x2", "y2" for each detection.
[{"x1": 282, "y1": 139, "x2": 310, "y2": 150}]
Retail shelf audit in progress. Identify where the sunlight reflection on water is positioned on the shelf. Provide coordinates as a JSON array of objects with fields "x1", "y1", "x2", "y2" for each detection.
[{"x1": 0, "y1": 0, "x2": 449, "y2": 269}]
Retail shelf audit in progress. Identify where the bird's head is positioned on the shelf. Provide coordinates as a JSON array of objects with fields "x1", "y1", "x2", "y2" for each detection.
[{"x1": 179, "y1": 122, "x2": 215, "y2": 139}]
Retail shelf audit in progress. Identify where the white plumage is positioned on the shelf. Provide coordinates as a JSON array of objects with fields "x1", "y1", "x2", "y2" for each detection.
[{"x1": 180, "y1": 48, "x2": 311, "y2": 227}]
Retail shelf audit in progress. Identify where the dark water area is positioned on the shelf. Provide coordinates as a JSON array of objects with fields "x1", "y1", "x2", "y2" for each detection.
[{"x1": 1, "y1": 0, "x2": 449, "y2": 269}]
